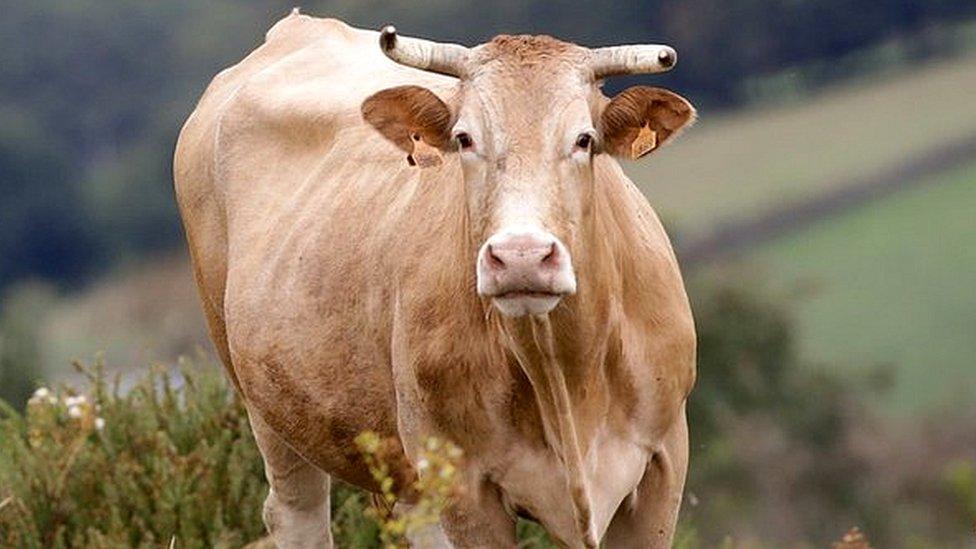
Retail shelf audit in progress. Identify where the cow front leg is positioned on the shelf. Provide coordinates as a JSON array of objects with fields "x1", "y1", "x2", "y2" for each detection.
[
  {"x1": 603, "y1": 408, "x2": 689, "y2": 549},
  {"x1": 250, "y1": 412, "x2": 334, "y2": 549},
  {"x1": 440, "y1": 477, "x2": 517, "y2": 548},
  {"x1": 393, "y1": 502, "x2": 455, "y2": 548}
]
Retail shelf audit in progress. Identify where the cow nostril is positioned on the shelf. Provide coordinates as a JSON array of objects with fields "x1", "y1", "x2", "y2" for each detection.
[
  {"x1": 542, "y1": 242, "x2": 559, "y2": 265},
  {"x1": 541, "y1": 243, "x2": 558, "y2": 266},
  {"x1": 486, "y1": 244, "x2": 506, "y2": 269}
]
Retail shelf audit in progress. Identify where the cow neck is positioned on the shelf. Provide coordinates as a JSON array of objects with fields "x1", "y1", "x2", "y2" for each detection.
[
  {"x1": 494, "y1": 213, "x2": 619, "y2": 549},
  {"x1": 442, "y1": 161, "x2": 629, "y2": 546},
  {"x1": 502, "y1": 314, "x2": 599, "y2": 548}
]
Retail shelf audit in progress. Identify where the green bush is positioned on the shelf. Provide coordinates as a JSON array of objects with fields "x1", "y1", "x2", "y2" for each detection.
[
  {"x1": 0, "y1": 359, "x2": 557, "y2": 548},
  {"x1": 685, "y1": 275, "x2": 875, "y2": 544},
  {"x1": 683, "y1": 273, "x2": 976, "y2": 546},
  {"x1": 0, "y1": 359, "x2": 268, "y2": 548}
]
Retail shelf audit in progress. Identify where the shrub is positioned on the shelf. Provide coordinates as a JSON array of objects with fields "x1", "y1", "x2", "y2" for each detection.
[
  {"x1": 0, "y1": 359, "x2": 267, "y2": 548},
  {"x1": 0, "y1": 359, "x2": 557, "y2": 548},
  {"x1": 684, "y1": 273, "x2": 976, "y2": 546},
  {"x1": 685, "y1": 275, "x2": 876, "y2": 544}
]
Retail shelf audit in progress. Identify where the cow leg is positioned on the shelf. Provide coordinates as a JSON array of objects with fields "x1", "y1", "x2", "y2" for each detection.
[
  {"x1": 439, "y1": 478, "x2": 517, "y2": 548},
  {"x1": 603, "y1": 407, "x2": 689, "y2": 549},
  {"x1": 250, "y1": 412, "x2": 334, "y2": 549},
  {"x1": 393, "y1": 502, "x2": 455, "y2": 548}
]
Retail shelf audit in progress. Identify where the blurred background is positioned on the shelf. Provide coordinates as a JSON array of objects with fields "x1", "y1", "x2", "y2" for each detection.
[{"x1": 1, "y1": 1, "x2": 975, "y2": 546}]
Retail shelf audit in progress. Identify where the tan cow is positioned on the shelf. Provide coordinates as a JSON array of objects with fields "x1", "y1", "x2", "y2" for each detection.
[{"x1": 174, "y1": 11, "x2": 696, "y2": 549}]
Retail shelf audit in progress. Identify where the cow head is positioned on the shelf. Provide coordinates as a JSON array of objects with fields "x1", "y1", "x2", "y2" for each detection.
[{"x1": 363, "y1": 27, "x2": 695, "y2": 318}]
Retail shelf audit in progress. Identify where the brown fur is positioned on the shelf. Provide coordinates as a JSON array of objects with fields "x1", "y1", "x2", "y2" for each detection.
[
  {"x1": 175, "y1": 13, "x2": 696, "y2": 548},
  {"x1": 477, "y1": 34, "x2": 584, "y2": 65}
]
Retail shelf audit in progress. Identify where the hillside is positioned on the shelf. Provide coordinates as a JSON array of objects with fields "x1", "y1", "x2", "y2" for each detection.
[
  {"x1": 742, "y1": 160, "x2": 976, "y2": 415},
  {"x1": 28, "y1": 256, "x2": 208, "y2": 382},
  {"x1": 628, "y1": 51, "x2": 976, "y2": 242}
]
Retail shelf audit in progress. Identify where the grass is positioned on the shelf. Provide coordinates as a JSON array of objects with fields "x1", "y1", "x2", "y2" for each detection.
[
  {"x1": 625, "y1": 50, "x2": 976, "y2": 241},
  {"x1": 739, "y1": 160, "x2": 976, "y2": 415}
]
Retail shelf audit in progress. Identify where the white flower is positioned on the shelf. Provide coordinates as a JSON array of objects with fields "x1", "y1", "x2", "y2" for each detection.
[
  {"x1": 65, "y1": 395, "x2": 87, "y2": 408},
  {"x1": 94, "y1": 417, "x2": 106, "y2": 430},
  {"x1": 416, "y1": 458, "x2": 430, "y2": 471},
  {"x1": 28, "y1": 388, "x2": 58, "y2": 407},
  {"x1": 68, "y1": 405, "x2": 84, "y2": 419}
]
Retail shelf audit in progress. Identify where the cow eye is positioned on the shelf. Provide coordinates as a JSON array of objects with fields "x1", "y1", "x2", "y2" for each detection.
[
  {"x1": 455, "y1": 132, "x2": 474, "y2": 150},
  {"x1": 575, "y1": 133, "x2": 593, "y2": 150}
]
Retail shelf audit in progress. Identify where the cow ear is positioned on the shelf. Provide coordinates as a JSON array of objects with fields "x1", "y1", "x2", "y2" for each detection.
[
  {"x1": 361, "y1": 85, "x2": 454, "y2": 168},
  {"x1": 599, "y1": 86, "x2": 696, "y2": 160}
]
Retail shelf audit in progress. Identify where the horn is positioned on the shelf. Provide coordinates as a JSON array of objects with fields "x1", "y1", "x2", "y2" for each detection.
[
  {"x1": 379, "y1": 25, "x2": 470, "y2": 78},
  {"x1": 589, "y1": 45, "x2": 678, "y2": 79}
]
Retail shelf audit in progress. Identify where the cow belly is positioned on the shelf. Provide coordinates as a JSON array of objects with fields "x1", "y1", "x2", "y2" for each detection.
[
  {"x1": 232, "y1": 351, "x2": 401, "y2": 489},
  {"x1": 224, "y1": 289, "x2": 402, "y2": 490},
  {"x1": 495, "y1": 431, "x2": 646, "y2": 544}
]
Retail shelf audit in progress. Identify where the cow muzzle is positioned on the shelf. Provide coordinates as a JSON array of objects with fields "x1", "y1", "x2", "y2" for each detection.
[{"x1": 476, "y1": 229, "x2": 577, "y2": 317}]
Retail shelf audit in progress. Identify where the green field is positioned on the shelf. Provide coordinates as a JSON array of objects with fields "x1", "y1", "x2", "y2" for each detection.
[
  {"x1": 739, "y1": 161, "x2": 976, "y2": 415},
  {"x1": 626, "y1": 51, "x2": 976, "y2": 240}
]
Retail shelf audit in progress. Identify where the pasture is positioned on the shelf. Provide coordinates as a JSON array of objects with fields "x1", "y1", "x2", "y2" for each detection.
[
  {"x1": 614, "y1": 50, "x2": 976, "y2": 417},
  {"x1": 742, "y1": 160, "x2": 976, "y2": 415},
  {"x1": 628, "y1": 50, "x2": 976, "y2": 240}
]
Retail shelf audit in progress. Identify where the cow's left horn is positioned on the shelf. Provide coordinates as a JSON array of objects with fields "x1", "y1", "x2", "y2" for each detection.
[
  {"x1": 379, "y1": 25, "x2": 470, "y2": 78},
  {"x1": 589, "y1": 45, "x2": 677, "y2": 79}
]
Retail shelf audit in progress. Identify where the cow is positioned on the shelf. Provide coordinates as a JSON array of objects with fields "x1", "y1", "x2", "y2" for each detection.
[{"x1": 174, "y1": 11, "x2": 696, "y2": 549}]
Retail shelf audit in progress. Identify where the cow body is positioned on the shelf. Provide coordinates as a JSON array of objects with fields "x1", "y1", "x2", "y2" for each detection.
[{"x1": 175, "y1": 13, "x2": 695, "y2": 548}]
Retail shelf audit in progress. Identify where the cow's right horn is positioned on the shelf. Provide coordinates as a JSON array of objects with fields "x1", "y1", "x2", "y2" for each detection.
[{"x1": 379, "y1": 25, "x2": 470, "y2": 78}]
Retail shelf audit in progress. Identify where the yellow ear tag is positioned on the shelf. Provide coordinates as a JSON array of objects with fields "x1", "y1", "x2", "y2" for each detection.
[
  {"x1": 408, "y1": 133, "x2": 443, "y2": 169},
  {"x1": 630, "y1": 124, "x2": 658, "y2": 159}
]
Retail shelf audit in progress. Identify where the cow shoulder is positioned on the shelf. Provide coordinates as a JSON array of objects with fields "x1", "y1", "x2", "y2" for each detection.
[{"x1": 594, "y1": 157, "x2": 696, "y2": 399}]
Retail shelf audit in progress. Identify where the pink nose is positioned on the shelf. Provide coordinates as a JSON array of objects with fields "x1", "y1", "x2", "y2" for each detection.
[
  {"x1": 485, "y1": 235, "x2": 561, "y2": 274},
  {"x1": 477, "y1": 231, "x2": 575, "y2": 299}
]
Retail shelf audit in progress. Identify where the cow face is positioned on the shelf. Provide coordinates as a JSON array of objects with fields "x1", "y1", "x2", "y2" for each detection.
[{"x1": 363, "y1": 30, "x2": 695, "y2": 318}]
